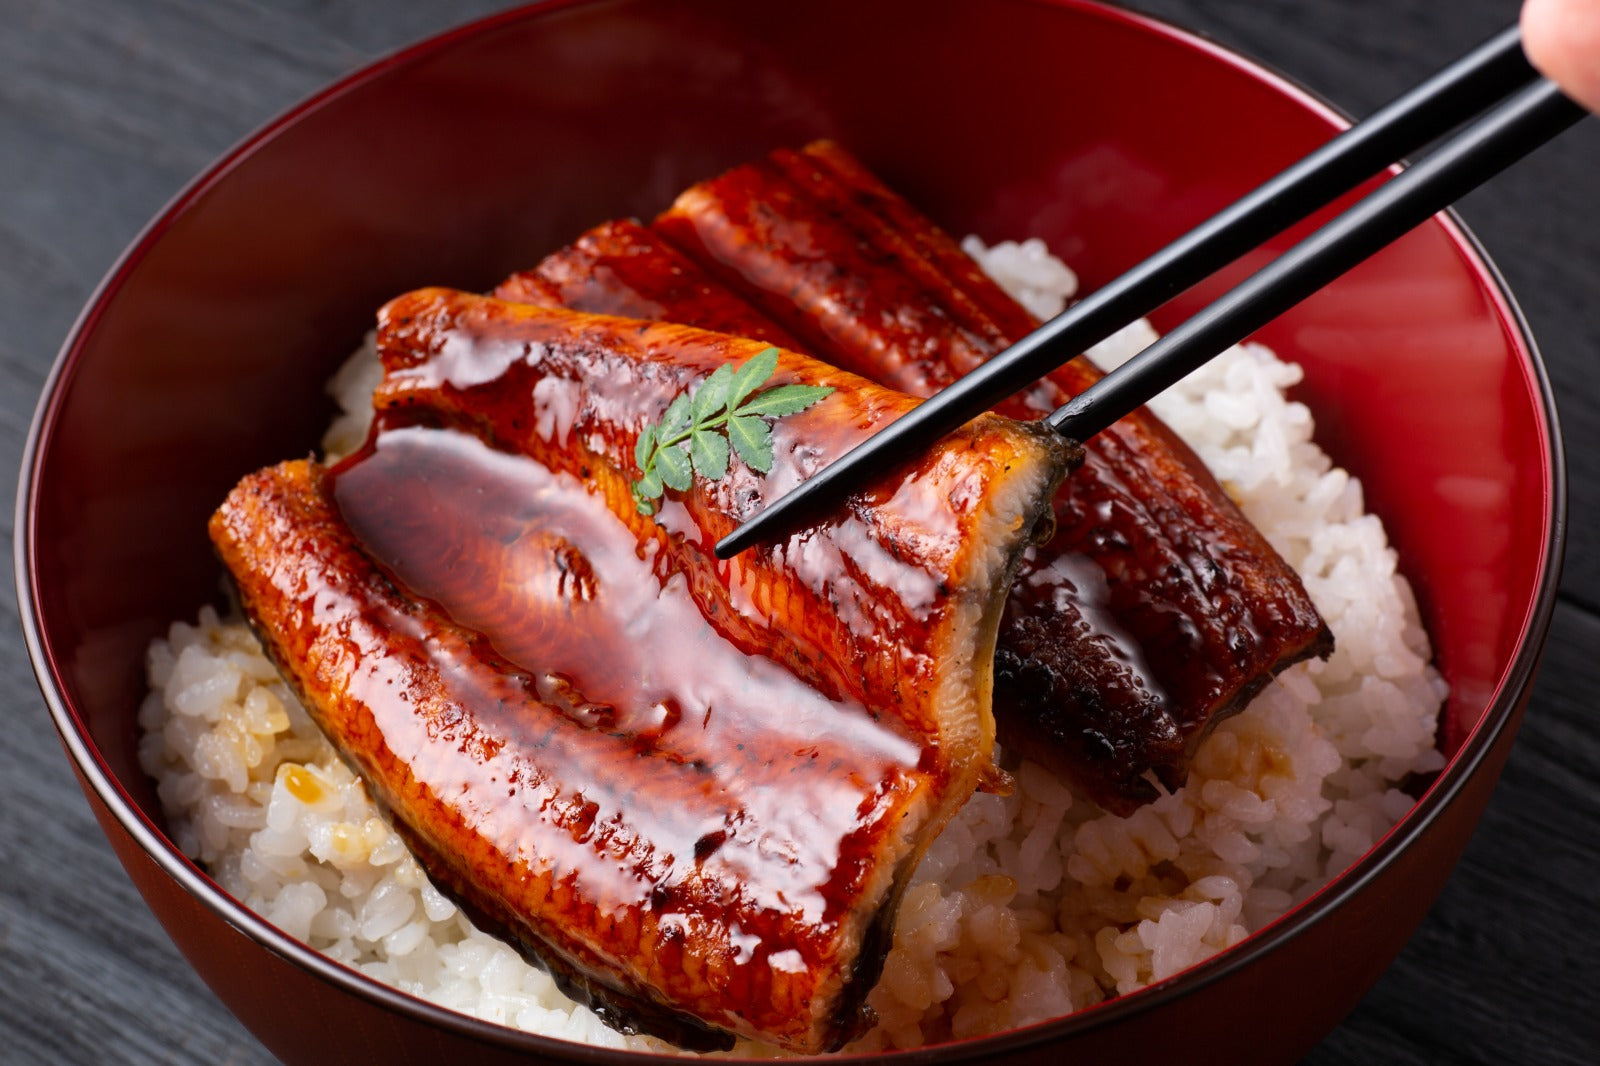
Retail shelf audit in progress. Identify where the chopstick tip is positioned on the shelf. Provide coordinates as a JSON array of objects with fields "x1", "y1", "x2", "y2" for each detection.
[
  {"x1": 714, "y1": 511, "x2": 771, "y2": 558},
  {"x1": 712, "y1": 530, "x2": 747, "y2": 559}
]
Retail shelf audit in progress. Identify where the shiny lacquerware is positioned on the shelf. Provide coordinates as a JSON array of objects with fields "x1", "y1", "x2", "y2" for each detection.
[
  {"x1": 18, "y1": 2, "x2": 1561, "y2": 1064},
  {"x1": 210, "y1": 293, "x2": 1068, "y2": 1053}
]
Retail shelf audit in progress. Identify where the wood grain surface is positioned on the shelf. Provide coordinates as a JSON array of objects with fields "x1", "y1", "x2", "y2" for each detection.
[{"x1": 2, "y1": 1, "x2": 1595, "y2": 1062}]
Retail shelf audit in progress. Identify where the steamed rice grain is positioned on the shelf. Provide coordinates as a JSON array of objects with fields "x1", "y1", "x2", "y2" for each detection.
[{"x1": 138, "y1": 239, "x2": 1447, "y2": 1054}]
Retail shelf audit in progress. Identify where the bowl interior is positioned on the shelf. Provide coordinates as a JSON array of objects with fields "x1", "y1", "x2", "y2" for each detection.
[{"x1": 21, "y1": 0, "x2": 1559, "y2": 1057}]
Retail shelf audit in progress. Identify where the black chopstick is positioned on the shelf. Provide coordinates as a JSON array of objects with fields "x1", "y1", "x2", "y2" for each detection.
[
  {"x1": 1047, "y1": 76, "x2": 1585, "y2": 440},
  {"x1": 715, "y1": 26, "x2": 1580, "y2": 559}
]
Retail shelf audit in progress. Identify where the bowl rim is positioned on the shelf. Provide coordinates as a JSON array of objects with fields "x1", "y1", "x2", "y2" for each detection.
[{"x1": 13, "y1": 0, "x2": 1567, "y2": 1060}]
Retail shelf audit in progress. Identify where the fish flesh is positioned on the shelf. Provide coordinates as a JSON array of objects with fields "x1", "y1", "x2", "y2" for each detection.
[
  {"x1": 494, "y1": 217, "x2": 805, "y2": 351},
  {"x1": 652, "y1": 141, "x2": 1334, "y2": 812},
  {"x1": 211, "y1": 292, "x2": 1069, "y2": 1051}
]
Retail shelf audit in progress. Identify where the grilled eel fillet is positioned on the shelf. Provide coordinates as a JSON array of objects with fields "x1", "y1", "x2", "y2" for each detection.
[
  {"x1": 491, "y1": 206, "x2": 1331, "y2": 814},
  {"x1": 640, "y1": 141, "x2": 1334, "y2": 814},
  {"x1": 211, "y1": 292, "x2": 1070, "y2": 1053}
]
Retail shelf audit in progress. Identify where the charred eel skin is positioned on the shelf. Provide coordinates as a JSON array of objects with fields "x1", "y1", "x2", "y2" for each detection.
[
  {"x1": 494, "y1": 217, "x2": 806, "y2": 352},
  {"x1": 488, "y1": 164, "x2": 1330, "y2": 813},
  {"x1": 649, "y1": 141, "x2": 1334, "y2": 814},
  {"x1": 490, "y1": 218, "x2": 1188, "y2": 807},
  {"x1": 212, "y1": 294, "x2": 1069, "y2": 1052}
]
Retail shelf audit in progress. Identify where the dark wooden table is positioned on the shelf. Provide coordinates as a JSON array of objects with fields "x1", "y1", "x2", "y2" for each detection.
[{"x1": 2, "y1": 1, "x2": 1595, "y2": 1062}]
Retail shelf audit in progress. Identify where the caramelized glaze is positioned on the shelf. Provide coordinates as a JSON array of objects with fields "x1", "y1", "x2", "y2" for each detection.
[
  {"x1": 493, "y1": 218, "x2": 804, "y2": 351},
  {"x1": 212, "y1": 293, "x2": 1068, "y2": 1051},
  {"x1": 652, "y1": 141, "x2": 1333, "y2": 812}
]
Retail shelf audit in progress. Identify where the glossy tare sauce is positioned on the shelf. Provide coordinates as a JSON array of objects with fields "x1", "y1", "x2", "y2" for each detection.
[
  {"x1": 489, "y1": 215, "x2": 1184, "y2": 810},
  {"x1": 495, "y1": 218, "x2": 805, "y2": 352},
  {"x1": 651, "y1": 141, "x2": 1333, "y2": 813},
  {"x1": 330, "y1": 421, "x2": 926, "y2": 918},
  {"x1": 212, "y1": 290, "x2": 1065, "y2": 1052}
]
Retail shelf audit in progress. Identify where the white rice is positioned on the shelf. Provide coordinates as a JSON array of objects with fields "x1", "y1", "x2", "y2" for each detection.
[{"x1": 138, "y1": 238, "x2": 1446, "y2": 1054}]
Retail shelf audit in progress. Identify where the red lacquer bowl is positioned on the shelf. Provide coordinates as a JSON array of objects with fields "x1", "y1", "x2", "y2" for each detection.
[{"x1": 16, "y1": 1, "x2": 1562, "y2": 1063}]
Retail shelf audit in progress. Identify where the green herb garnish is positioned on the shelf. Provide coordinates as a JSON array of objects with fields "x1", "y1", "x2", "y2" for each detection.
[{"x1": 631, "y1": 347, "x2": 834, "y2": 515}]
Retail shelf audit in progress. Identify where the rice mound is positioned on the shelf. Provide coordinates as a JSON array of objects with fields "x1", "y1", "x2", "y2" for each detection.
[{"x1": 138, "y1": 239, "x2": 1447, "y2": 1055}]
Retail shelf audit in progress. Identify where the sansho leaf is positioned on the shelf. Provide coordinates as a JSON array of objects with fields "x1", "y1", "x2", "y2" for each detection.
[
  {"x1": 631, "y1": 469, "x2": 665, "y2": 515},
  {"x1": 690, "y1": 427, "x2": 730, "y2": 480},
  {"x1": 659, "y1": 391, "x2": 693, "y2": 437},
  {"x1": 726, "y1": 414, "x2": 774, "y2": 474},
  {"x1": 736, "y1": 382, "x2": 836, "y2": 418},
  {"x1": 627, "y1": 346, "x2": 831, "y2": 511},
  {"x1": 634, "y1": 423, "x2": 658, "y2": 472},
  {"x1": 691, "y1": 362, "x2": 735, "y2": 423},
  {"x1": 635, "y1": 469, "x2": 664, "y2": 500},
  {"x1": 654, "y1": 441, "x2": 693, "y2": 492},
  {"x1": 728, "y1": 346, "x2": 779, "y2": 410}
]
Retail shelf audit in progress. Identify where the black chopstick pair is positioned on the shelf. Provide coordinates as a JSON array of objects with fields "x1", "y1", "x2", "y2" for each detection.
[{"x1": 715, "y1": 25, "x2": 1586, "y2": 559}]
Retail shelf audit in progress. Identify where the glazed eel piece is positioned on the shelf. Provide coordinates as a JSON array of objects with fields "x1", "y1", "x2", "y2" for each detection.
[
  {"x1": 211, "y1": 292, "x2": 1068, "y2": 1052},
  {"x1": 606, "y1": 140, "x2": 1331, "y2": 814},
  {"x1": 495, "y1": 217, "x2": 806, "y2": 352},
  {"x1": 490, "y1": 190, "x2": 1330, "y2": 813}
]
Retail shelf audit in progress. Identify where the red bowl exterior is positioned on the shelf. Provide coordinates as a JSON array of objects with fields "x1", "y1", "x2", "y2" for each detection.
[{"x1": 17, "y1": 1, "x2": 1563, "y2": 1063}]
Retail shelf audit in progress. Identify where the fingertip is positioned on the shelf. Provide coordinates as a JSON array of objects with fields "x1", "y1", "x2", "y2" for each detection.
[{"x1": 1523, "y1": 0, "x2": 1600, "y2": 112}]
